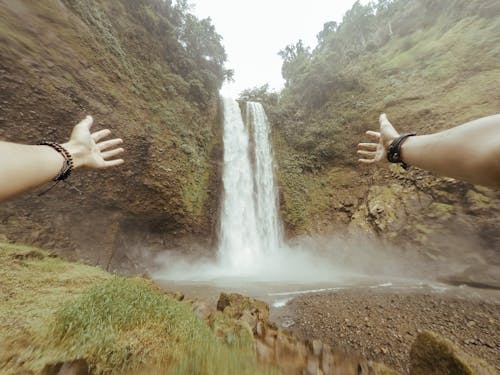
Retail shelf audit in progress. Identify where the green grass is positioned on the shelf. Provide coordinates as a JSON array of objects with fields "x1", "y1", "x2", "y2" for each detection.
[{"x1": 0, "y1": 243, "x2": 279, "y2": 375}]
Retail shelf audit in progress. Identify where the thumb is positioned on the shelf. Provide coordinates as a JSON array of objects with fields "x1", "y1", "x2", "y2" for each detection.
[
  {"x1": 379, "y1": 113, "x2": 399, "y2": 139},
  {"x1": 77, "y1": 115, "x2": 94, "y2": 130}
]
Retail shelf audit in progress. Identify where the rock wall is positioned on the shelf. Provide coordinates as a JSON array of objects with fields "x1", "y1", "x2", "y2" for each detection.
[
  {"x1": 267, "y1": 0, "x2": 500, "y2": 287},
  {"x1": 0, "y1": 0, "x2": 224, "y2": 271}
]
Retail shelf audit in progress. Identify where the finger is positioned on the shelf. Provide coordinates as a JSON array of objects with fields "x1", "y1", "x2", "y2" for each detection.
[
  {"x1": 76, "y1": 115, "x2": 93, "y2": 130},
  {"x1": 357, "y1": 150, "x2": 376, "y2": 158},
  {"x1": 357, "y1": 143, "x2": 377, "y2": 151},
  {"x1": 91, "y1": 129, "x2": 111, "y2": 142},
  {"x1": 101, "y1": 148, "x2": 124, "y2": 159},
  {"x1": 359, "y1": 159, "x2": 375, "y2": 164},
  {"x1": 365, "y1": 130, "x2": 380, "y2": 140},
  {"x1": 102, "y1": 159, "x2": 124, "y2": 168},
  {"x1": 98, "y1": 138, "x2": 123, "y2": 151}
]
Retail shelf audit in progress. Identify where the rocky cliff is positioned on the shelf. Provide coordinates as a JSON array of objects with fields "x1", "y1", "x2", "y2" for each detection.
[
  {"x1": 267, "y1": 0, "x2": 500, "y2": 286},
  {"x1": 0, "y1": 0, "x2": 226, "y2": 271}
]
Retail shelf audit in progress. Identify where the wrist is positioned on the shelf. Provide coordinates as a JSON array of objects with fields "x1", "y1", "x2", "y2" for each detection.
[
  {"x1": 387, "y1": 133, "x2": 417, "y2": 169},
  {"x1": 61, "y1": 141, "x2": 86, "y2": 169}
]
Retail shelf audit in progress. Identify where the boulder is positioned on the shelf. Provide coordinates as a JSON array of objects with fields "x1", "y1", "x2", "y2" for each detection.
[
  {"x1": 216, "y1": 292, "x2": 269, "y2": 322},
  {"x1": 410, "y1": 331, "x2": 497, "y2": 375}
]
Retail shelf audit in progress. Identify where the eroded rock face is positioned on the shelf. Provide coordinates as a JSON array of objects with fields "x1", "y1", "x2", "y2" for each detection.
[
  {"x1": 346, "y1": 168, "x2": 500, "y2": 289},
  {"x1": 409, "y1": 331, "x2": 497, "y2": 375},
  {"x1": 0, "y1": 1, "x2": 224, "y2": 271}
]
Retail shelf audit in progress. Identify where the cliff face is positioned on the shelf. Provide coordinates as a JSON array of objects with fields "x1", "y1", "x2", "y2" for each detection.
[
  {"x1": 268, "y1": 0, "x2": 500, "y2": 285},
  {"x1": 0, "y1": 0, "x2": 224, "y2": 271}
]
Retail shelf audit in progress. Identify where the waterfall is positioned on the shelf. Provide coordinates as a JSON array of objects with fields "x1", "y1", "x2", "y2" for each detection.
[
  {"x1": 218, "y1": 98, "x2": 281, "y2": 273},
  {"x1": 247, "y1": 102, "x2": 282, "y2": 252},
  {"x1": 155, "y1": 97, "x2": 345, "y2": 283}
]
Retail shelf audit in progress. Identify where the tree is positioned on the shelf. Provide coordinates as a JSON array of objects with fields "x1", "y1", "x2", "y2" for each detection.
[
  {"x1": 316, "y1": 21, "x2": 338, "y2": 51},
  {"x1": 278, "y1": 40, "x2": 311, "y2": 87},
  {"x1": 339, "y1": 0, "x2": 376, "y2": 48}
]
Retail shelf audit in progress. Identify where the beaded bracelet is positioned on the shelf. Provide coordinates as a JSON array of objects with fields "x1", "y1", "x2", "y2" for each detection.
[{"x1": 39, "y1": 141, "x2": 74, "y2": 181}]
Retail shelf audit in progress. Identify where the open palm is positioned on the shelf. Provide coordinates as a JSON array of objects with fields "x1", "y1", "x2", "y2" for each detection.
[
  {"x1": 63, "y1": 116, "x2": 124, "y2": 169},
  {"x1": 357, "y1": 113, "x2": 399, "y2": 164}
]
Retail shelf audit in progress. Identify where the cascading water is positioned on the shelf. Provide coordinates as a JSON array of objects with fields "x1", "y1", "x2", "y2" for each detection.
[
  {"x1": 218, "y1": 97, "x2": 261, "y2": 272},
  {"x1": 217, "y1": 98, "x2": 282, "y2": 273},
  {"x1": 246, "y1": 102, "x2": 282, "y2": 253}
]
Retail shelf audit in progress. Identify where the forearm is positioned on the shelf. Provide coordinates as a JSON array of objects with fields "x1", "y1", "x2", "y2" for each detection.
[
  {"x1": 0, "y1": 142, "x2": 64, "y2": 201},
  {"x1": 401, "y1": 115, "x2": 500, "y2": 187}
]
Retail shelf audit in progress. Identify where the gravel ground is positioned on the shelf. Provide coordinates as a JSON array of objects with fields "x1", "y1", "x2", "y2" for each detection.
[{"x1": 272, "y1": 287, "x2": 500, "y2": 374}]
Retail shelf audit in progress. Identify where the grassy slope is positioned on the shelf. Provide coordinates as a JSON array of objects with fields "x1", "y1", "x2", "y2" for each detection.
[
  {"x1": 272, "y1": 11, "x2": 500, "y2": 235},
  {"x1": 0, "y1": 243, "x2": 278, "y2": 375}
]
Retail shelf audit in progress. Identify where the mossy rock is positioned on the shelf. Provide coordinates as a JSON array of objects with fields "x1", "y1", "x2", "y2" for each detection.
[
  {"x1": 409, "y1": 331, "x2": 497, "y2": 375},
  {"x1": 466, "y1": 190, "x2": 492, "y2": 214},
  {"x1": 217, "y1": 292, "x2": 270, "y2": 322}
]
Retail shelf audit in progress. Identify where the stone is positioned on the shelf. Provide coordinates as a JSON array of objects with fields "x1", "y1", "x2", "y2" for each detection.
[
  {"x1": 191, "y1": 301, "x2": 212, "y2": 320},
  {"x1": 311, "y1": 339, "x2": 323, "y2": 357},
  {"x1": 409, "y1": 331, "x2": 497, "y2": 375},
  {"x1": 306, "y1": 357, "x2": 320, "y2": 375},
  {"x1": 42, "y1": 360, "x2": 88, "y2": 375},
  {"x1": 256, "y1": 340, "x2": 273, "y2": 363},
  {"x1": 216, "y1": 292, "x2": 269, "y2": 321},
  {"x1": 256, "y1": 320, "x2": 265, "y2": 337},
  {"x1": 58, "y1": 360, "x2": 89, "y2": 375}
]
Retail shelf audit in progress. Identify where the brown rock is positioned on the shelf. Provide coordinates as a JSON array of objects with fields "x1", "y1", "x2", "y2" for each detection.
[
  {"x1": 216, "y1": 292, "x2": 269, "y2": 321},
  {"x1": 306, "y1": 356, "x2": 320, "y2": 375},
  {"x1": 256, "y1": 340, "x2": 273, "y2": 363},
  {"x1": 58, "y1": 360, "x2": 89, "y2": 375},
  {"x1": 239, "y1": 310, "x2": 257, "y2": 330},
  {"x1": 409, "y1": 331, "x2": 497, "y2": 375},
  {"x1": 191, "y1": 301, "x2": 212, "y2": 320},
  {"x1": 256, "y1": 320, "x2": 265, "y2": 337}
]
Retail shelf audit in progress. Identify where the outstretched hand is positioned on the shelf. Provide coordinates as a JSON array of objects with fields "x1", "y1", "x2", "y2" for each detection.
[
  {"x1": 62, "y1": 115, "x2": 124, "y2": 169},
  {"x1": 357, "y1": 113, "x2": 399, "y2": 164}
]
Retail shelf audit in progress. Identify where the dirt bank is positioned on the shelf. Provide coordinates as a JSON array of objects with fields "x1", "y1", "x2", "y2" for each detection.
[{"x1": 272, "y1": 287, "x2": 500, "y2": 374}]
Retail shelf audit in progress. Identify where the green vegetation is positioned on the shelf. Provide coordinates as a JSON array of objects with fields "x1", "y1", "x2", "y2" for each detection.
[
  {"x1": 264, "y1": 0, "x2": 500, "y2": 232},
  {"x1": 410, "y1": 331, "x2": 497, "y2": 375},
  {"x1": 0, "y1": 243, "x2": 279, "y2": 374}
]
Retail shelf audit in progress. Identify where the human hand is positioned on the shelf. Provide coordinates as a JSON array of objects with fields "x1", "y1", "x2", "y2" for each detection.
[
  {"x1": 62, "y1": 115, "x2": 124, "y2": 169},
  {"x1": 357, "y1": 113, "x2": 399, "y2": 164}
]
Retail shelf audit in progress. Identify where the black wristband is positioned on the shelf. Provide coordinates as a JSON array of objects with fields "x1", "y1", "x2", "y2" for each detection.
[{"x1": 387, "y1": 133, "x2": 416, "y2": 170}]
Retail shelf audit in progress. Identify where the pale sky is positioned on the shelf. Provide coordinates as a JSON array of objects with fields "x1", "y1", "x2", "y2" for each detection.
[{"x1": 189, "y1": 0, "x2": 364, "y2": 96}]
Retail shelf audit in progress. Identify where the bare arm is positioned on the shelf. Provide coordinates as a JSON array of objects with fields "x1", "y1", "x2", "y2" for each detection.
[
  {"x1": 357, "y1": 114, "x2": 500, "y2": 188},
  {"x1": 0, "y1": 116, "x2": 124, "y2": 201}
]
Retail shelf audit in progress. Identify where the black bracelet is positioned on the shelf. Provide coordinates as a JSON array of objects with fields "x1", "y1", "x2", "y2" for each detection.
[{"x1": 387, "y1": 133, "x2": 416, "y2": 170}]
